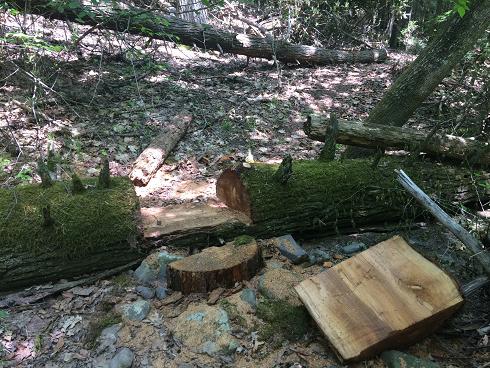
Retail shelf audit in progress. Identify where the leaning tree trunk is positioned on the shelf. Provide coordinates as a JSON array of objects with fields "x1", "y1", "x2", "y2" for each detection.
[
  {"x1": 0, "y1": 177, "x2": 144, "y2": 292},
  {"x1": 216, "y1": 158, "x2": 489, "y2": 237},
  {"x1": 365, "y1": 1, "x2": 490, "y2": 127},
  {"x1": 5, "y1": 0, "x2": 387, "y2": 65},
  {"x1": 305, "y1": 113, "x2": 490, "y2": 166}
]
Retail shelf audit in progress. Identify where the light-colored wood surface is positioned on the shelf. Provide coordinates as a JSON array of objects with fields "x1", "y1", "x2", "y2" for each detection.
[
  {"x1": 167, "y1": 238, "x2": 262, "y2": 294},
  {"x1": 295, "y1": 236, "x2": 463, "y2": 362}
]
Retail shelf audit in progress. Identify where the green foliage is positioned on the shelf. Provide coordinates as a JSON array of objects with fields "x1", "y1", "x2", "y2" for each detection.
[
  {"x1": 15, "y1": 167, "x2": 32, "y2": 183},
  {"x1": 0, "y1": 32, "x2": 64, "y2": 53},
  {"x1": 449, "y1": 0, "x2": 470, "y2": 17}
]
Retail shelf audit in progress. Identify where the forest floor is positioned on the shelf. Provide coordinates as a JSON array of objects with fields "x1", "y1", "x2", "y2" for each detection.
[{"x1": 1, "y1": 15, "x2": 489, "y2": 368}]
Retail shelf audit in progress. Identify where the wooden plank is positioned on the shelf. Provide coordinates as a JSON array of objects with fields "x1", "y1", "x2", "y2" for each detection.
[{"x1": 295, "y1": 236, "x2": 464, "y2": 362}]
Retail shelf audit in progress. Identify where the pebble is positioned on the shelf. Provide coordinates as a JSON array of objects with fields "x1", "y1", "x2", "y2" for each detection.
[
  {"x1": 109, "y1": 347, "x2": 134, "y2": 368},
  {"x1": 135, "y1": 286, "x2": 155, "y2": 299},
  {"x1": 323, "y1": 261, "x2": 334, "y2": 268},
  {"x1": 155, "y1": 286, "x2": 168, "y2": 300},
  {"x1": 308, "y1": 249, "x2": 331, "y2": 264},
  {"x1": 240, "y1": 288, "x2": 257, "y2": 308}
]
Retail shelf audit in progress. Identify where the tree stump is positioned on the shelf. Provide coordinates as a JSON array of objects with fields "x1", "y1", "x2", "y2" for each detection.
[{"x1": 167, "y1": 236, "x2": 263, "y2": 294}]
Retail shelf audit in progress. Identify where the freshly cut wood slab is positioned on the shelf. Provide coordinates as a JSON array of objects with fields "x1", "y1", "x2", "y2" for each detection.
[
  {"x1": 140, "y1": 203, "x2": 250, "y2": 240},
  {"x1": 295, "y1": 236, "x2": 463, "y2": 362},
  {"x1": 167, "y1": 238, "x2": 263, "y2": 294}
]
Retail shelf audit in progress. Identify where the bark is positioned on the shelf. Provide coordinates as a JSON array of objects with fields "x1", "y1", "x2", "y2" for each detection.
[
  {"x1": 364, "y1": 0, "x2": 490, "y2": 127},
  {"x1": 5, "y1": 0, "x2": 388, "y2": 65},
  {"x1": 216, "y1": 158, "x2": 489, "y2": 237},
  {"x1": 129, "y1": 113, "x2": 192, "y2": 186},
  {"x1": 305, "y1": 113, "x2": 490, "y2": 166},
  {"x1": 167, "y1": 237, "x2": 263, "y2": 294}
]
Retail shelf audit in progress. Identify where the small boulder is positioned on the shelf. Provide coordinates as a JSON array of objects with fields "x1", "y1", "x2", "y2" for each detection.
[
  {"x1": 119, "y1": 300, "x2": 150, "y2": 321},
  {"x1": 273, "y1": 234, "x2": 308, "y2": 264},
  {"x1": 342, "y1": 242, "x2": 366, "y2": 254},
  {"x1": 172, "y1": 304, "x2": 238, "y2": 356},
  {"x1": 381, "y1": 350, "x2": 439, "y2": 368},
  {"x1": 135, "y1": 286, "x2": 155, "y2": 300},
  {"x1": 133, "y1": 261, "x2": 156, "y2": 285},
  {"x1": 308, "y1": 249, "x2": 330, "y2": 264},
  {"x1": 109, "y1": 347, "x2": 134, "y2": 368}
]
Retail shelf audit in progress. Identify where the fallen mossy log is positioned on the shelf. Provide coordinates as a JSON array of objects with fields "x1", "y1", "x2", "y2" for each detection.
[
  {"x1": 305, "y1": 114, "x2": 490, "y2": 165},
  {"x1": 216, "y1": 158, "x2": 489, "y2": 237},
  {"x1": 5, "y1": 1, "x2": 387, "y2": 65},
  {"x1": 0, "y1": 177, "x2": 143, "y2": 292}
]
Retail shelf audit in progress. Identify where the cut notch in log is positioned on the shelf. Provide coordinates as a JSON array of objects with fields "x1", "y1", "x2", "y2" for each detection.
[
  {"x1": 130, "y1": 113, "x2": 192, "y2": 186},
  {"x1": 167, "y1": 236, "x2": 263, "y2": 294},
  {"x1": 305, "y1": 113, "x2": 490, "y2": 166}
]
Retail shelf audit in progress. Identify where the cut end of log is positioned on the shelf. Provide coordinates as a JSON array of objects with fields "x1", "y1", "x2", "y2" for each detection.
[
  {"x1": 167, "y1": 237, "x2": 263, "y2": 294},
  {"x1": 216, "y1": 167, "x2": 252, "y2": 219}
]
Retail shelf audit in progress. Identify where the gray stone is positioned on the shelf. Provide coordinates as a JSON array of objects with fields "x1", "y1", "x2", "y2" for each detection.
[
  {"x1": 155, "y1": 286, "x2": 167, "y2": 300},
  {"x1": 308, "y1": 249, "x2": 330, "y2": 264},
  {"x1": 274, "y1": 234, "x2": 308, "y2": 264},
  {"x1": 157, "y1": 251, "x2": 183, "y2": 281},
  {"x1": 120, "y1": 300, "x2": 150, "y2": 321},
  {"x1": 266, "y1": 260, "x2": 283, "y2": 269},
  {"x1": 133, "y1": 261, "x2": 156, "y2": 285},
  {"x1": 381, "y1": 350, "x2": 439, "y2": 368},
  {"x1": 109, "y1": 347, "x2": 134, "y2": 368},
  {"x1": 240, "y1": 288, "x2": 257, "y2": 308},
  {"x1": 135, "y1": 286, "x2": 155, "y2": 300},
  {"x1": 342, "y1": 242, "x2": 366, "y2": 254},
  {"x1": 98, "y1": 324, "x2": 122, "y2": 353}
]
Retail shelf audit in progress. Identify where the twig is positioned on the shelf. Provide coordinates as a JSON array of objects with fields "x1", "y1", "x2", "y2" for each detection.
[{"x1": 396, "y1": 169, "x2": 490, "y2": 276}]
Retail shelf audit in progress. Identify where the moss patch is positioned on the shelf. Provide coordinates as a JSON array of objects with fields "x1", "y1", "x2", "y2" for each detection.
[
  {"x1": 233, "y1": 235, "x2": 255, "y2": 247},
  {"x1": 256, "y1": 296, "x2": 310, "y2": 343},
  {"x1": 0, "y1": 177, "x2": 140, "y2": 258}
]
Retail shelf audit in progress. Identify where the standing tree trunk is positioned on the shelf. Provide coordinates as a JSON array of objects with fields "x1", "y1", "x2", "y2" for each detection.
[
  {"x1": 174, "y1": 0, "x2": 208, "y2": 24},
  {"x1": 365, "y1": 1, "x2": 490, "y2": 128}
]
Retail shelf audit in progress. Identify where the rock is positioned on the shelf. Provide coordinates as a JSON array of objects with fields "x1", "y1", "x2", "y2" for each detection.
[
  {"x1": 342, "y1": 242, "x2": 365, "y2": 254},
  {"x1": 109, "y1": 347, "x2": 134, "y2": 368},
  {"x1": 323, "y1": 261, "x2": 334, "y2": 268},
  {"x1": 97, "y1": 324, "x2": 122, "y2": 353},
  {"x1": 135, "y1": 286, "x2": 155, "y2": 300},
  {"x1": 258, "y1": 268, "x2": 304, "y2": 306},
  {"x1": 273, "y1": 234, "x2": 308, "y2": 264},
  {"x1": 265, "y1": 260, "x2": 284, "y2": 269},
  {"x1": 155, "y1": 286, "x2": 167, "y2": 300},
  {"x1": 381, "y1": 350, "x2": 439, "y2": 368},
  {"x1": 120, "y1": 300, "x2": 150, "y2": 321},
  {"x1": 157, "y1": 251, "x2": 184, "y2": 280},
  {"x1": 308, "y1": 249, "x2": 330, "y2": 264},
  {"x1": 240, "y1": 288, "x2": 257, "y2": 308},
  {"x1": 172, "y1": 304, "x2": 238, "y2": 356},
  {"x1": 133, "y1": 261, "x2": 156, "y2": 285},
  {"x1": 333, "y1": 253, "x2": 344, "y2": 260}
]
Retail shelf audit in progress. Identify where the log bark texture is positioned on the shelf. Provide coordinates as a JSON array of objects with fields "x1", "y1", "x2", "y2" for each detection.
[
  {"x1": 216, "y1": 159, "x2": 489, "y2": 237},
  {"x1": 167, "y1": 237, "x2": 262, "y2": 294},
  {"x1": 5, "y1": 0, "x2": 388, "y2": 65},
  {"x1": 362, "y1": 0, "x2": 490, "y2": 127},
  {"x1": 130, "y1": 113, "x2": 192, "y2": 186},
  {"x1": 0, "y1": 177, "x2": 144, "y2": 292},
  {"x1": 305, "y1": 114, "x2": 490, "y2": 165}
]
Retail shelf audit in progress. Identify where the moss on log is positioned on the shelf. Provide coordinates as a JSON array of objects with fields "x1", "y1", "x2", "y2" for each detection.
[
  {"x1": 0, "y1": 177, "x2": 143, "y2": 291},
  {"x1": 217, "y1": 158, "x2": 488, "y2": 237}
]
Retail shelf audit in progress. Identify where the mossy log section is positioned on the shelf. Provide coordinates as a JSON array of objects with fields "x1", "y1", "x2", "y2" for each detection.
[
  {"x1": 216, "y1": 158, "x2": 488, "y2": 237},
  {"x1": 5, "y1": 1, "x2": 387, "y2": 65},
  {"x1": 167, "y1": 237, "x2": 263, "y2": 294},
  {"x1": 130, "y1": 113, "x2": 192, "y2": 186},
  {"x1": 305, "y1": 114, "x2": 490, "y2": 165},
  {"x1": 0, "y1": 177, "x2": 143, "y2": 292}
]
